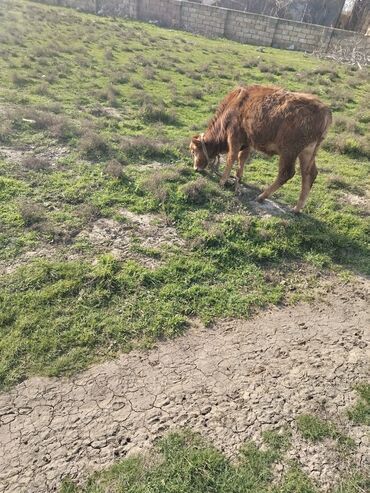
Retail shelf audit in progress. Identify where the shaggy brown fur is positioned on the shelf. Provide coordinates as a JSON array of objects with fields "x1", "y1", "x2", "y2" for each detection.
[{"x1": 190, "y1": 85, "x2": 332, "y2": 213}]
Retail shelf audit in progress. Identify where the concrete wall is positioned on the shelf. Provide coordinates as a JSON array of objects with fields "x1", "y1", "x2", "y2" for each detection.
[
  {"x1": 97, "y1": 0, "x2": 138, "y2": 18},
  {"x1": 139, "y1": 0, "x2": 182, "y2": 28},
  {"x1": 31, "y1": 0, "x2": 370, "y2": 57},
  {"x1": 61, "y1": 0, "x2": 96, "y2": 12},
  {"x1": 224, "y1": 10, "x2": 278, "y2": 46},
  {"x1": 182, "y1": 2, "x2": 227, "y2": 37}
]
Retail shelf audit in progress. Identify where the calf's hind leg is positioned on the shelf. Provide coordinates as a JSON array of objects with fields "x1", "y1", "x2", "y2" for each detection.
[
  {"x1": 257, "y1": 153, "x2": 296, "y2": 202},
  {"x1": 293, "y1": 142, "x2": 318, "y2": 214}
]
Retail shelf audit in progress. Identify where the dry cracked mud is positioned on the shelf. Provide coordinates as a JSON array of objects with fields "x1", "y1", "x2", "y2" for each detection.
[{"x1": 0, "y1": 280, "x2": 369, "y2": 493}]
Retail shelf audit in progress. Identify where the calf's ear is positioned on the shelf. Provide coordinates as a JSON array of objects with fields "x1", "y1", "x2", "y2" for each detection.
[{"x1": 191, "y1": 135, "x2": 201, "y2": 146}]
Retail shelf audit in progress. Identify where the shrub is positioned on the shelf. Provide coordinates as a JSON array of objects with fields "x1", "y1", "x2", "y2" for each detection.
[
  {"x1": 76, "y1": 204, "x2": 101, "y2": 223},
  {"x1": 179, "y1": 177, "x2": 213, "y2": 205},
  {"x1": 97, "y1": 84, "x2": 120, "y2": 106},
  {"x1": 11, "y1": 72, "x2": 28, "y2": 86},
  {"x1": 258, "y1": 63, "x2": 281, "y2": 75},
  {"x1": 0, "y1": 121, "x2": 12, "y2": 143},
  {"x1": 79, "y1": 131, "x2": 110, "y2": 160},
  {"x1": 141, "y1": 168, "x2": 183, "y2": 203},
  {"x1": 323, "y1": 134, "x2": 370, "y2": 159},
  {"x1": 131, "y1": 79, "x2": 143, "y2": 89},
  {"x1": 311, "y1": 67, "x2": 339, "y2": 79},
  {"x1": 19, "y1": 200, "x2": 46, "y2": 227},
  {"x1": 13, "y1": 109, "x2": 77, "y2": 141},
  {"x1": 104, "y1": 159, "x2": 124, "y2": 179},
  {"x1": 185, "y1": 88, "x2": 203, "y2": 100},
  {"x1": 119, "y1": 135, "x2": 176, "y2": 162},
  {"x1": 104, "y1": 48, "x2": 113, "y2": 61},
  {"x1": 33, "y1": 82, "x2": 50, "y2": 96},
  {"x1": 111, "y1": 71, "x2": 129, "y2": 84},
  {"x1": 333, "y1": 115, "x2": 362, "y2": 134},
  {"x1": 143, "y1": 67, "x2": 156, "y2": 80},
  {"x1": 140, "y1": 103, "x2": 177, "y2": 125},
  {"x1": 22, "y1": 155, "x2": 51, "y2": 171}
]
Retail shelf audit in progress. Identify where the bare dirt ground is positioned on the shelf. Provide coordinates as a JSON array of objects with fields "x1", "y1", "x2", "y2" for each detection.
[
  {"x1": 0, "y1": 208, "x2": 185, "y2": 275},
  {"x1": 0, "y1": 278, "x2": 369, "y2": 493}
]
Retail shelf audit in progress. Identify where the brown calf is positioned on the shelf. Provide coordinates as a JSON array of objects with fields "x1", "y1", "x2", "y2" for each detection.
[{"x1": 190, "y1": 85, "x2": 332, "y2": 213}]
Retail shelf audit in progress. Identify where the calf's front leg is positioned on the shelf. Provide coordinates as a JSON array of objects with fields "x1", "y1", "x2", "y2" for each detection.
[
  {"x1": 219, "y1": 148, "x2": 238, "y2": 187},
  {"x1": 235, "y1": 147, "x2": 250, "y2": 194}
]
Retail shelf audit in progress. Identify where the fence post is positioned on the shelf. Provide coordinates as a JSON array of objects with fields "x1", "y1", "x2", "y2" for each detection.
[
  {"x1": 223, "y1": 7, "x2": 230, "y2": 38},
  {"x1": 179, "y1": 1, "x2": 183, "y2": 29},
  {"x1": 271, "y1": 16, "x2": 279, "y2": 48}
]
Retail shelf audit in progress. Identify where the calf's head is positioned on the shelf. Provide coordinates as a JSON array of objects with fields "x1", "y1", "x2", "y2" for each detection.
[{"x1": 189, "y1": 135, "x2": 208, "y2": 171}]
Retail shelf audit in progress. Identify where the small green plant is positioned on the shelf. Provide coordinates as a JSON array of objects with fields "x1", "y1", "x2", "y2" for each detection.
[
  {"x1": 333, "y1": 472, "x2": 370, "y2": 493},
  {"x1": 278, "y1": 464, "x2": 318, "y2": 493},
  {"x1": 263, "y1": 428, "x2": 292, "y2": 452},
  {"x1": 297, "y1": 414, "x2": 338, "y2": 442},
  {"x1": 347, "y1": 384, "x2": 370, "y2": 426},
  {"x1": 296, "y1": 414, "x2": 354, "y2": 449}
]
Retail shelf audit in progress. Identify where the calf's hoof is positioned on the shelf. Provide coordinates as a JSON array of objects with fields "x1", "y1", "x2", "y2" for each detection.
[
  {"x1": 256, "y1": 193, "x2": 265, "y2": 203},
  {"x1": 292, "y1": 206, "x2": 302, "y2": 214}
]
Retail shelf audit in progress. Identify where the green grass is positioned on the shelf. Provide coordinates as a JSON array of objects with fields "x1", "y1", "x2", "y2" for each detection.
[
  {"x1": 347, "y1": 384, "x2": 370, "y2": 426},
  {"x1": 60, "y1": 430, "x2": 368, "y2": 493},
  {"x1": 59, "y1": 430, "x2": 307, "y2": 493},
  {"x1": 0, "y1": 0, "x2": 369, "y2": 388},
  {"x1": 296, "y1": 415, "x2": 354, "y2": 449}
]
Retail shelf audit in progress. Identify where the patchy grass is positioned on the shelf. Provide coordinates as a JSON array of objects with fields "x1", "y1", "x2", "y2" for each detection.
[
  {"x1": 297, "y1": 414, "x2": 337, "y2": 441},
  {"x1": 296, "y1": 415, "x2": 354, "y2": 449},
  {"x1": 59, "y1": 430, "x2": 296, "y2": 492},
  {"x1": 60, "y1": 430, "x2": 367, "y2": 493},
  {"x1": 0, "y1": 0, "x2": 369, "y2": 387},
  {"x1": 347, "y1": 384, "x2": 370, "y2": 426}
]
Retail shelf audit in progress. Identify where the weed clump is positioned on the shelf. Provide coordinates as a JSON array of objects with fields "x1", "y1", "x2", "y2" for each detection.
[
  {"x1": 140, "y1": 103, "x2": 178, "y2": 125},
  {"x1": 11, "y1": 72, "x2": 28, "y2": 87},
  {"x1": 119, "y1": 135, "x2": 176, "y2": 162},
  {"x1": 347, "y1": 384, "x2": 370, "y2": 426},
  {"x1": 185, "y1": 87, "x2": 203, "y2": 100},
  {"x1": 296, "y1": 414, "x2": 353, "y2": 448},
  {"x1": 141, "y1": 168, "x2": 183, "y2": 203},
  {"x1": 19, "y1": 200, "x2": 46, "y2": 227},
  {"x1": 323, "y1": 134, "x2": 370, "y2": 159},
  {"x1": 79, "y1": 131, "x2": 110, "y2": 160},
  {"x1": 104, "y1": 159, "x2": 124, "y2": 179},
  {"x1": 0, "y1": 121, "x2": 12, "y2": 143},
  {"x1": 179, "y1": 177, "x2": 215, "y2": 205},
  {"x1": 22, "y1": 155, "x2": 51, "y2": 171},
  {"x1": 13, "y1": 109, "x2": 77, "y2": 141},
  {"x1": 96, "y1": 84, "x2": 120, "y2": 106},
  {"x1": 76, "y1": 203, "x2": 101, "y2": 224}
]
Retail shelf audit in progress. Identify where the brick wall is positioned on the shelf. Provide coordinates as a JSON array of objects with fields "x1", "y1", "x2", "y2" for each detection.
[
  {"x1": 59, "y1": 0, "x2": 96, "y2": 12},
  {"x1": 97, "y1": 0, "x2": 137, "y2": 18},
  {"x1": 139, "y1": 0, "x2": 182, "y2": 28},
  {"x1": 181, "y1": 3, "x2": 227, "y2": 38},
  {"x1": 31, "y1": 0, "x2": 370, "y2": 57},
  {"x1": 273, "y1": 19, "x2": 332, "y2": 52},
  {"x1": 225, "y1": 10, "x2": 278, "y2": 46}
]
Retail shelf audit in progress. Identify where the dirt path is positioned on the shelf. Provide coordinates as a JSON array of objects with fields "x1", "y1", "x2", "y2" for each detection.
[{"x1": 0, "y1": 281, "x2": 369, "y2": 493}]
